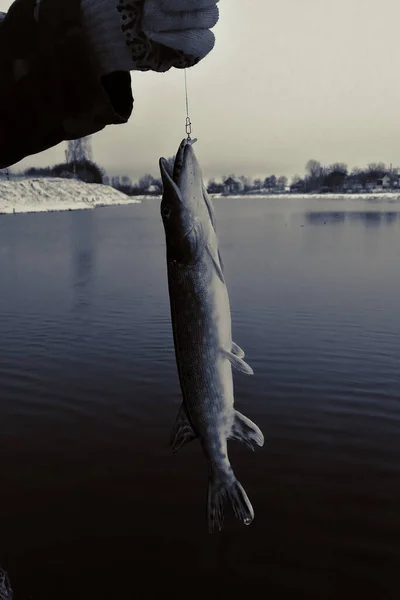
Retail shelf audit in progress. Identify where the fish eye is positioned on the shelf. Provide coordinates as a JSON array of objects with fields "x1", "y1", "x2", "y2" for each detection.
[{"x1": 161, "y1": 205, "x2": 171, "y2": 218}]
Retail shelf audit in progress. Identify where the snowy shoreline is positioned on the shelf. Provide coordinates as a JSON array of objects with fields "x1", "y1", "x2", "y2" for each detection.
[
  {"x1": 0, "y1": 178, "x2": 143, "y2": 215},
  {"x1": 1, "y1": 179, "x2": 400, "y2": 216},
  {"x1": 210, "y1": 192, "x2": 400, "y2": 201}
]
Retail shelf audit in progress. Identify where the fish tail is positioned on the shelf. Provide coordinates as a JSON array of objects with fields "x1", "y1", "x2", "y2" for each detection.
[{"x1": 207, "y1": 471, "x2": 254, "y2": 533}]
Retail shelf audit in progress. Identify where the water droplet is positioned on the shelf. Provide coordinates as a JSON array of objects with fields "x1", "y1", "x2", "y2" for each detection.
[{"x1": 244, "y1": 517, "x2": 252, "y2": 526}]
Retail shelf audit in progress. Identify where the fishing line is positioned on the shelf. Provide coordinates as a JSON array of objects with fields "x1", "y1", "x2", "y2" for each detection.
[{"x1": 184, "y1": 69, "x2": 192, "y2": 140}]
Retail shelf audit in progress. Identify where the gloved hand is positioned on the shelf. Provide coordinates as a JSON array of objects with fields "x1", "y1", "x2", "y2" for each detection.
[
  {"x1": 81, "y1": 0, "x2": 220, "y2": 75},
  {"x1": 0, "y1": 0, "x2": 220, "y2": 168},
  {"x1": 142, "y1": 0, "x2": 219, "y2": 62}
]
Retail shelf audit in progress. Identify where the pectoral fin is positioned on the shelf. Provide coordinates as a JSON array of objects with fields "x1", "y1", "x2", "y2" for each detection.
[
  {"x1": 222, "y1": 350, "x2": 254, "y2": 375},
  {"x1": 206, "y1": 243, "x2": 225, "y2": 284},
  {"x1": 231, "y1": 342, "x2": 245, "y2": 358},
  {"x1": 228, "y1": 410, "x2": 264, "y2": 451},
  {"x1": 170, "y1": 403, "x2": 197, "y2": 453}
]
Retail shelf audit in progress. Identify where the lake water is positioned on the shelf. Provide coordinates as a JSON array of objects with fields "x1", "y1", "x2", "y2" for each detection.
[{"x1": 0, "y1": 195, "x2": 399, "y2": 599}]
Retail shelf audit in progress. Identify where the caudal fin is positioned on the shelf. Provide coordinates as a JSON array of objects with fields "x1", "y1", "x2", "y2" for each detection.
[{"x1": 207, "y1": 473, "x2": 254, "y2": 533}]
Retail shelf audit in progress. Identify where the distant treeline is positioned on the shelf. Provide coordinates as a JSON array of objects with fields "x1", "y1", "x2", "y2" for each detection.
[
  {"x1": 1, "y1": 160, "x2": 105, "y2": 184},
  {"x1": 289, "y1": 160, "x2": 399, "y2": 194},
  {"x1": 206, "y1": 160, "x2": 400, "y2": 195},
  {"x1": 0, "y1": 160, "x2": 167, "y2": 196},
  {"x1": 107, "y1": 159, "x2": 400, "y2": 196},
  {"x1": 2, "y1": 154, "x2": 399, "y2": 196}
]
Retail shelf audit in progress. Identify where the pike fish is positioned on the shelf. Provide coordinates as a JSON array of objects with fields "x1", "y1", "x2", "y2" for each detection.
[{"x1": 159, "y1": 139, "x2": 264, "y2": 532}]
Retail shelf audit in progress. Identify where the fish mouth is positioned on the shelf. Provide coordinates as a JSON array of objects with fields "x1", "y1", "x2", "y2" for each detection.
[
  {"x1": 159, "y1": 139, "x2": 206, "y2": 265},
  {"x1": 172, "y1": 139, "x2": 188, "y2": 184},
  {"x1": 173, "y1": 138, "x2": 197, "y2": 184},
  {"x1": 159, "y1": 137, "x2": 201, "y2": 228}
]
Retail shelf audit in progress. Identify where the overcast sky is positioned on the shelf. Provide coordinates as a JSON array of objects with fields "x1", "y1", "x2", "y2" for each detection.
[{"x1": 2, "y1": 0, "x2": 400, "y2": 181}]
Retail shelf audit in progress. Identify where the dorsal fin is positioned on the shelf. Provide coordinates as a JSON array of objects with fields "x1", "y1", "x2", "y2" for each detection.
[{"x1": 170, "y1": 403, "x2": 197, "y2": 453}]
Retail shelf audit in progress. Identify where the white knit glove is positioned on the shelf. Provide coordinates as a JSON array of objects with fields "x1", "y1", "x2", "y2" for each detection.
[{"x1": 81, "y1": 0, "x2": 219, "y2": 76}]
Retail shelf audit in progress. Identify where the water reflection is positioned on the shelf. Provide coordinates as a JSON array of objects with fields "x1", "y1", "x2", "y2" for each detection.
[
  {"x1": 306, "y1": 211, "x2": 399, "y2": 226},
  {"x1": 70, "y1": 210, "x2": 95, "y2": 313}
]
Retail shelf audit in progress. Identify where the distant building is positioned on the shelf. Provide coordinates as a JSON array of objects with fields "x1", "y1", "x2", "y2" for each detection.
[
  {"x1": 381, "y1": 174, "x2": 391, "y2": 188},
  {"x1": 290, "y1": 180, "x2": 305, "y2": 193},
  {"x1": 223, "y1": 177, "x2": 244, "y2": 195},
  {"x1": 382, "y1": 173, "x2": 399, "y2": 189},
  {"x1": 379, "y1": 174, "x2": 399, "y2": 189}
]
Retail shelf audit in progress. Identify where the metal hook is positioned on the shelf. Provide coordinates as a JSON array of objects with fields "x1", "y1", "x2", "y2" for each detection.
[{"x1": 185, "y1": 116, "x2": 192, "y2": 140}]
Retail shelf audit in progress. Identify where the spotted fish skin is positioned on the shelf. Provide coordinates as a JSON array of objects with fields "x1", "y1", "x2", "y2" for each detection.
[{"x1": 159, "y1": 139, "x2": 264, "y2": 532}]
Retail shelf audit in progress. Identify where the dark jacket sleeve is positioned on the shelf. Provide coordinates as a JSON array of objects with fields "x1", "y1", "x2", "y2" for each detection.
[{"x1": 0, "y1": 0, "x2": 134, "y2": 169}]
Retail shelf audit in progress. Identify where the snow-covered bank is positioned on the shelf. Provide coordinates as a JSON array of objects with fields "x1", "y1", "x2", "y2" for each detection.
[
  {"x1": 275, "y1": 192, "x2": 400, "y2": 201},
  {"x1": 2, "y1": 179, "x2": 399, "y2": 215},
  {"x1": 211, "y1": 192, "x2": 400, "y2": 201},
  {"x1": 0, "y1": 178, "x2": 142, "y2": 214}
]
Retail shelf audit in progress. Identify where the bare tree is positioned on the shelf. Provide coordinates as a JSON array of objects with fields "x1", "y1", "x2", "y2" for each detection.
[
  {"x1": 277, "y1": 176, "x2": 288, "y2": 190},
  {"x1": 65, "y1": 136, "x2": 93, "y2": 165},
  {"x1": 366, "y1": 162, "x2": 387, "y2": 181},
  {"x1": 264, "y1": 175, "x2": 277, "y2": 190},
  {"x1": 238, "y1": 175, "x2": 251, "y2": 188},
  {"x1": 305, "y1": 159, "x2": 324, "y2": 179},
  {"x1": 324, "y1": 163, "x2": 348, "y2": 190},
  {"x1": 291, "y1": 174, "x2": 302, "y2": 185},
  {"x1": 138, "y1": 174, "x2": 154, "y2": 191},
  {"x1": 304, "y1": 159, "x2": 326, "y2": 191},
  {"x1": 111, "y1": 175, "x2": 121, "y2": 188},
  {"x1": 367, "y1": 162, "x2": 386, "y2": 173},
  {"x1": 329, "y1": 162, "x2": 348, "y2": 174}
]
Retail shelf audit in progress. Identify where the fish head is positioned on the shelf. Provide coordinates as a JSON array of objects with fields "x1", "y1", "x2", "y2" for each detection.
[{"x1": 159, "y1": 139, "x2": 211, "y2": 265}]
